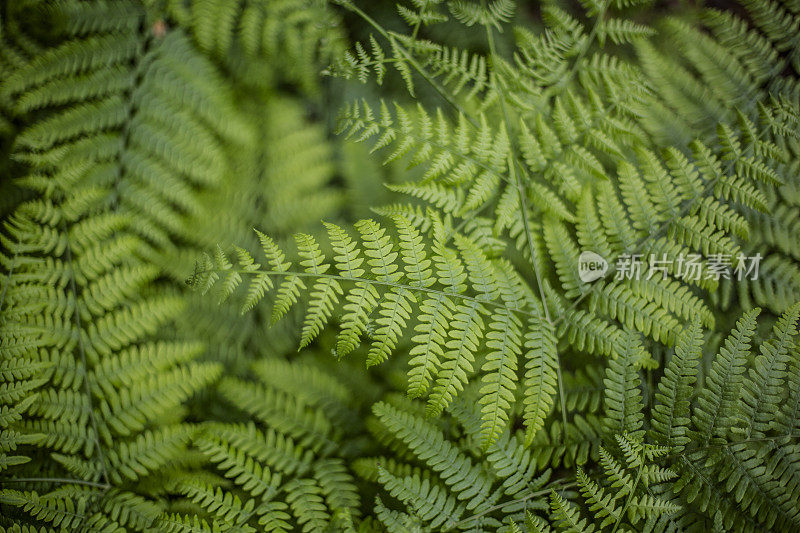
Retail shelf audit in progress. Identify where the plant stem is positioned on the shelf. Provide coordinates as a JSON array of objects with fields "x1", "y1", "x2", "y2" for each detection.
[
  {"x1": 196, "y1": 266, "x2": 543, "y2": 321},
  {"x1": 453, "y1": 479, "x2": 578, "y2": 526},
  {"x1": 1, "y1": 477, "x2": 111, "y2": 490}
]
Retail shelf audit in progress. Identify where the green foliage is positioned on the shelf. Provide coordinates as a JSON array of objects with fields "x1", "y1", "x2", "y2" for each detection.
[
  {"x1": 165, "y1": 0, "x2": 347, "y2": 94},
  {"x1": 150, "y1": 355, "x2": 372, "y2": 532},
  {"x1": 3, "y1": 0, "x2": 800, "y2": 530},
  {"x1": 0, "y1": 0, "x2": 346, "y2": 529},
  {"x1": 0, "y1": 0, "x2": 233, "y2": 527},
  {"x1": 353, "y1": 394, "x2": 560, "y2": 531},
  {"x1": 192, "y1": 217, "x2": 552, "y2": 448}
]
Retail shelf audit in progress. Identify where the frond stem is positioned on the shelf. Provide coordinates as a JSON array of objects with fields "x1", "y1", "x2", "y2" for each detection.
[
  {"x1": 611, "y1": 457, "x2": 643, "y2": 533},
  {"x1": 194, "y1": 267, "x2": 542, "y2": 321},
  {"x1": 453, "y1": 478, "x2": 577, "y2": 526},
  {"x1": 0, "y1": 477, "x2": 111, "y2": 490}
]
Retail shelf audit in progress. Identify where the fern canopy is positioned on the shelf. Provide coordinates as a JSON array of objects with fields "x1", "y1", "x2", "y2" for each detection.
[{"x1": 3, "y1": 0, "x2": 800, "y2": 531}]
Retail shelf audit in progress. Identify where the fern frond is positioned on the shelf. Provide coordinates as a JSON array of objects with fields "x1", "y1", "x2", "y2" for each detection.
[
  {"x1": 194, "y1": 221, "x2": 553, "y2": 443},
  {"x1": 523, "y1": 316, "x2": 559, "y2": 445},
  {"x1": 170, "y1": 0, "x2": 346, "y2": 94},
  {"x1": 651, "y1": 320, "x2": 703, "y2": 451},
  {"x1": 694, "y1": 308, "x2": 758, "y2": 443},
  {"x1": 738, "y1": 303, "x2": 800, "y2": 438},
  {"x1": 448, "y1": 0, "x2": 515, "y2": 30},
  {"x1": 603, "y1": 331, "x2": 645, "y2": 439},
  {"x1": 598, "y1": 19, "x2": 655, "y2": 46},
  {"x1": 479, "y1": 309, "x2": 522, "y2": 447}
]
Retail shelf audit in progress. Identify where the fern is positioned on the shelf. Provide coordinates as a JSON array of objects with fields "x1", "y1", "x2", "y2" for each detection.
[
  {"x1": 354, "y1": 393, "x2": 565, "y2": 531},
  {"x1": 192, "y1": 218, "x2": 552, "y2": 447},
  {"x1": 154, "y1": 355, "x2": 370, "y2": 532},
  {"x1": 4, "y1": 0, "x2": 800, "y2": 530},
  {"x1": 0, "y1": 0, "x2": 342, "y2": 529},
  {"x1": 167, "y1": 0, "x2": 346, "y2": 95}
]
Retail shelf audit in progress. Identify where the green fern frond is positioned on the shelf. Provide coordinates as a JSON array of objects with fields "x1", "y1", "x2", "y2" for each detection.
[
  {"x1": 603, "y1": 331, "x2": 645, "y2": 439},
  {"x1": 361, "y1": 395, "x2": 566, "y2": 530},
  {"x1": 597, "y1": 19, "x2": 655, "y2": 46},
  {"x1": 650, "y1": 320, "x2": 703, "y2": 451},
  {"x1": 193, "y1": 220, "x2": 553, "y2": 443},
  {"x1": 169, "y1": 0, "x2": 346, "y2": 94},
  {"x1": 523, "y1": 316, "x2": 559, "y2": 446},
  {"x1": 448, "y1": 0, "x2": 515, "y2": 30}
]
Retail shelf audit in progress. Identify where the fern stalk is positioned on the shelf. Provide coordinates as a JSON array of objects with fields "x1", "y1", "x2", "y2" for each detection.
[{"x1": 1, "y1": 478, "x2": 111, "y2": 490}]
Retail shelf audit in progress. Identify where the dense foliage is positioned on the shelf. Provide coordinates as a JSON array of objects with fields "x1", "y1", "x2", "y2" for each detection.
[{"x1": 1, "y1": 0, "x2": 799, "y2": 531}]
